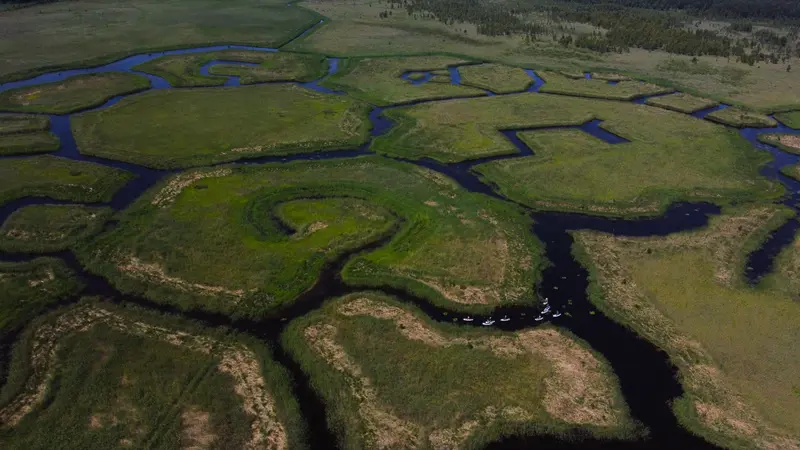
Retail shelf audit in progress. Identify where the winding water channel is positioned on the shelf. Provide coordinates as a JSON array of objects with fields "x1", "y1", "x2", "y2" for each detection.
[{"x1": 1, "y1": 21, "x2": 800, "y2": 448}]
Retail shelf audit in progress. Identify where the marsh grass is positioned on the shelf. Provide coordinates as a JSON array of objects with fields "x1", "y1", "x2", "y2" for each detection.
[
  {"x1": 0, "y1": 115, "x2": 49, "y2": 135},
  {"x1": 590, "y1": 73, "x2": 630, "y2": 82},
  {"x1": 319, "y1": 56, "x2": 486, "y2": 105},
  {"x1": 208, "y1": 52, "x2": 328, "y2": 84},
  {"x1": 0, "y1": 204, "x2": 112, "y2": 252},
  {"x1": 706, "y1": 107, "x2": 778, "y2": 128},
  {"x1": 537, "y1": 71, "x2": 673, "y2": 101},
  {"x1": 72, "y1": 84, "x2": 372, "y2": 169},
  {"x1": 644, "y1": 93, "x2": 719, "y2": 114},
  {"x1": 0, "y1": 73, "x2": 151, "y2": 115},
  {"x1": 573, "y1": 206, "x2": 800, "y2": 449},
  {"x1": 0, "y1": 132, "x2": 59, "y2": 156},
  {"x1": 0, "y1": 155, "x2": 134, "y2": 206},
  {"x1": 758, "y1": 133, "x2": 800, "y2": 155},
  {"x1": 774, "y1": 111, "x2": 800, "y2": 128},
  {"x1": 282, "y1": 292, "x2": 637, "y2": 449},
  {"x1": 0, "y1": 299, "x2": 307, "y2": 449},
  {"x1": 780, "y1": 163, "x2": 800, "y2": 181},
  {"x1": 458, "y1": 63, "x2": 533, "y2": 93}
]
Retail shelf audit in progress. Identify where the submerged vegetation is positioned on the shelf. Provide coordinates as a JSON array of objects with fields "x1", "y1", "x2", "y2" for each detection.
[
  {"x1": 72, "y1": 84, "x2": 372, "y2": 169},
  {"x1": 283, "y1": 292, "x2": 638, "y2": 448}
]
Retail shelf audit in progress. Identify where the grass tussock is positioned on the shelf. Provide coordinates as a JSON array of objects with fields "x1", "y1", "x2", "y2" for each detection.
[
  {"x1": 0, "y1": 73, "x2": 151, "y2": 115},
  {"x1": 0, "y1": 155, "x2": 134, "y2": 207},
  {"x1": 573, "y1": 205, "x2": 800, "y2": 449},
  {"x1": 72, "y1": 84, "x2": 372, "y2": 169},
  {"x1": 282, "y1": 292, "x2": 639, "y2": 449},
  {"x1": 644, "y1": 92, "x2": 719, "y2": 114},
  {"x1": 706, "y1": 108, "x2": 778, "y2": 128},
  {"x1": 0, "y1": 204, "x2": 112, "y2": 252},
  {"x1": 319, "y1": 56, "x2": 486, "y2": 105}
]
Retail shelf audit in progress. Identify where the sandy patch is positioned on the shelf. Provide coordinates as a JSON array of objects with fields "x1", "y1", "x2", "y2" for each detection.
[
  {"x1": 181, "y1": 406, "x2": 216, "y2": 450},
  {"x1": 779, "y1": 135, "x2": 800, "y2": 150},
  {"x1": 152, "y1": 168, "x2": 232, "y2": 207},
  {"x1": 27, "y1": 267, "x2": 55, "y2": 287},
  {"x1": 117, "y1": 255, "x2": 244, "y2": 298}
]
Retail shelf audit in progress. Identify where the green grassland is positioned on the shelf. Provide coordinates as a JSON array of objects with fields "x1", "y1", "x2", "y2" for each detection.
[
  {"x1": 72, "y1": 84, "x2": 371, "y2": 169},
  {"x1": 780, "y1": 163, "x2": 800, "y2": 181},
  {"x1": 457, "y1": 63, "x2": 533, "y2": 93},
  {"x1": 471, "y1": 120, "x2": 779, "y2": 216},
  {"x1": 0, "y1": 0, "x2": 321, "y2": 82},
  {"x1": 208, "y1": 52, "x2": 328, "y2": 84},
  {"x1": 0, "y1": 300, "x2": 306, "y2": 449},
  {"x1": 0, "y1": 205, "x2": 112, "y2": 253},
  {"x1": 706, "y1": 107, "x2": 778, "y2": 128},
  {"x1": 318, "y1": 56, "x2": 487, "y2": 105},
  {"x1": 283, "y1": 292, "x2": 638, "y2": 449},
  {"x1": 644, "y1": 93, "x2": 719, "y2": 114},
  {"x1": 590, "y1": 73, "x2": 631, "y2": 82},
  {"x1": 775, "y1": 111, "x2": 800, "y2": 128},
  {"x1": 75, "y1": 157, "x2": 543, "y2": 317},
  {"x1": 758, "y1": 134, "x2": 800, "y2": 155},
  {"x1": 0, "y1": 115, "x2": 49, "y2": 135},
  {"x1": 573, "y1": 206, "x2": 800, "y2": 449},
  {"x1": 537, "y1": 71, "x2": 673, "y2": 101},
  {"x1": 0, "y1": 156, "x2": 134, "y2": 206},
  {"x1": 0, "y1": 132, "x2": 60, "y2": 156},
  {"x1": 0, "y1": 73, "x2": 151, "y2": 115}
]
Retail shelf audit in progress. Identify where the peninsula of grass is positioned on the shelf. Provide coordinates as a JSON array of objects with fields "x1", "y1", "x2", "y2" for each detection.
[
  {"x1": 0, "y1": 205, "x2": 112, "y2": 253},
  {"x1": 0, "y1": 115, "x2": 49, "y2": 135},
  {"x1": 774, "y1": 111, "x2": 800, "y2": 129},
  {"x1": 318, "y1": 56, "x2": 486, "y2": 105},
  {"x1": 0, "y1": 155, "x2": 134, "y2": 206},
  {"x1": 757, "y1": 133, "x2": 800, "y2": 155},
  {"x1": 283, "y1": 292, "x2": 639, "y2": 449},
  {"x1": 591, "y1": 73, "x2": 631, "y2": 82},
  {"x1": 645, "y1": 93, "x2": 719, "y2": 114},
  {"x1": 705, "y1": 107, "x2": 778, "y2": 128},
  {"x1": 0, "y1": 300, "x2": 306, "y2": 449},
  {"x1": 457, "y1": 63, "x2": 533, "y2": 93},
  {"x1": 573, "y1": 206, "x2": 800, "y2": 449},
  {"x1": 208, "y1": 52, "x2": 328, "y2": 84},
  {"x1": 72, "y1": 84, "x2": 371, "y2": 169},
  {"x1": 0, "y1": 73, "x2": 151, "y2": 115},
  {"x1": 537, "y1": 71, "x2": 673, "y2": 101},
  {"x1": 0, "y1": 132, "x2": 59, "y2": 156},
  {"x1": 75, "y1": 157, "x2": 543, "y2": 318}
]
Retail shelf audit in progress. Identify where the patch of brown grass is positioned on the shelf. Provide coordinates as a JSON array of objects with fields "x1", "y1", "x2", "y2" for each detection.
[
  {"x1": 181, "y1": 406, "x2": 217, "y2": 450},
  {"x1": 151, "y1": 168, "x2": 232, "y2": 207},
  {"x1": 117, "y1": 255, "x2": 244, "y2": 298}
]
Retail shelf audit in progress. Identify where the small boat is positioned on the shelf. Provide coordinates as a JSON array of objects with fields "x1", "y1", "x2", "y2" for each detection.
[
  {"x1": 543, "y1": 305, "x2": 551, "y2": 314},
  {"x1": 500, "y1": 316, "x2": 511, "y2": 322},
  {"x1": 462, "y1": 316, "x2": 474, "y2": 322},
  {"x1": 482, "y1": 319, "x2": 495, "y2": 326},
  {"x1": 552, "y1": 311, "x2": 562, "y2": 318},
  {"x1": 535, "y1": 315, "x2": 544, "y2": 321}
]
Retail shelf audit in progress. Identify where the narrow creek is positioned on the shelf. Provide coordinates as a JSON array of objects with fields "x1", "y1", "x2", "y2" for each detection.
[{"x1": 1, "y1": 36, "x2": 799, "y2": 449}]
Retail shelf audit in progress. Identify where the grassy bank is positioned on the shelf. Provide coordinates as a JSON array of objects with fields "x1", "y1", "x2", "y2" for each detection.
[
  {"x1": 537, "y1": 71, "x2": 673, "y2": 101},
  {"x1": 0, "y1": 300, "x2": 307, "y2": 449},
  {"x1": 705, "y1": 108, "x2": 778, "y2": 128},
  {"x1": 282, "y1": 292, "x2": 639, "y2": 449},
  {"x1": 644, "y1": 93, "x2": 719, "y2": 114},
  {"x1": 75, "y1": 157, "x2": 544, "y2": 317},
  {"x1": 0, "y1": 204, "x2": 112, "y2": 252},
  {"x1": 0, "y1": 155, "x2": 134, "y2": 206},
  {"x1": 319, "y1": 56, "x2": 486, "y2": 105},
  {"x1": 72, "y1": 84, "x2": 371, "y2": 169},
  {"x1": 757, "y1": 133, "x2": 800, "y2": 155},
  {"x1": 0, "y1": 73, "x2": 151, "y2": 115},
  {"x1": 0, "y1": 0, "x2": 321, "y2": 82},
  {"x1": 458, "y1": 63, "x2": 532, "y2": 93},
  {"x1": 774, "y1": 111, "x2": 800, "y2": 128},
  {"x1": 573, "y1": 206, "x2": 800, "y2": 449},
  {"x1": 0, "y1": 132, "x2": 59, "y2": 156}
]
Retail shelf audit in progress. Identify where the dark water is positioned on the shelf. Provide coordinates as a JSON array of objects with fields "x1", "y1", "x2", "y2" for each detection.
[{"x1": 1, "y1": 35, "x2": 799, "y2": 449}]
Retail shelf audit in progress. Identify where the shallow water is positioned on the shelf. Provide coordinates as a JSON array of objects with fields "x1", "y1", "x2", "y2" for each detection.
[{"x1": 0, "y1": 33, "x2": 799, "y2": 448}]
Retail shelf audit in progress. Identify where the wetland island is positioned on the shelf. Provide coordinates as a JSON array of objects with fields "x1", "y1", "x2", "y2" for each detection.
[{"x1": 0, "y1": 0, "x2": 798, "y2": 448}]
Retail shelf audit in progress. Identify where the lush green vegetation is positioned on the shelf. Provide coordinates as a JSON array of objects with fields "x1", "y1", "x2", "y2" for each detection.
[
  {"x1": 72, "y1": 84, "x2": 371, "y2": 169},
  {"x1": 0, "y1": 0, "x2": 322, "y2": 82},
  {"x1": 590, "y1": 73, "x2": 630, "y2": 82},
  {"x1": 0, "y1": 204, "x2": 112, "y2": 252},
  {"x1": 0, "y1": 132, "x2": 59, "y2": 156},
  {"x1": 538, "y1": 71, "x2": 673, "y2": 100},
  {"x1": 0, "y1": 155, "x2": 134, "y2": 206},
  {"x1": 0, "y1": 115, "x2": 48, "y2": 135},
  {"x1": 457, "y1": 63, "x2": 532, "y2": 93},
  {"x1": 758, "y1": 133, "x2": 800, "y2": 155},
  {"x1": 75, "y1": 157, "x2": 543, "y2": 317},
  {"x1": 284, "y1": 292, "x2": 637, "y2": 449},
  {"x1": 208, "y1": 52, "x2": 328, "y2": 84},
  {"x1": 0, "y1": 300, "x2": 307, "y2": 449},
  {"x1": 0, "y1": 73, "x2": 151, "y2": 114},
  {"x1": 645, "y1": 93, "x2": 719, "y2": 114},
  {"x1": 574, "y1": 206, "x2": 800, "y2": 449},
  {"x1": 472, "y1": 121, "x2": 779, "y2": 216},
  {"x1": 319, "y1": 56, "x2": 486, "y2": 105},
  {"x1": 134, "y1": 51, "x2": 328, "y2": 87},
  {"x1": 774, "y1": 111, "x2": 800, "y2": 129},
  {"x1": 706, "y1": 107, "x2": 779, "y2": 128},
  {"x1": 780, "y1": 163, "x2": 800, "y2": 181}
]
